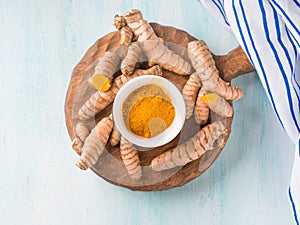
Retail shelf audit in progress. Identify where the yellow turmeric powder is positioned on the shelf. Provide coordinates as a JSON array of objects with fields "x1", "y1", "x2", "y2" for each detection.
[
  {"x1": 128, "y1": 95, "x2": 175, "y2": 138},
  {"x1": 122, "y1": 84, "x2": 175, "y2": 138}
]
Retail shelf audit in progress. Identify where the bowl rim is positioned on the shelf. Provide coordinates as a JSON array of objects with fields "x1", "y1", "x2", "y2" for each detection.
[{"x1": 112, "y1": 75, "x2": 186, "y2": 148}]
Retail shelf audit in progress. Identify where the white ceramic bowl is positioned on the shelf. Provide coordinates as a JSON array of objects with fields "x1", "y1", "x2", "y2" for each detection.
[{"x1": 113, "y1": 75, "x2": 186, "y2": 148}]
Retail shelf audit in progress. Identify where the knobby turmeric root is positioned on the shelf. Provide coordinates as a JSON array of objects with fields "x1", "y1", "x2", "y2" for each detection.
[
  {"x1": 143, "y1": 39, "x2": 192, "y2": 75},
  {"x1": 120, "y1": 26, "x2": 134, "y2": 46},
  {"x1": 124, "y1": 9, "x2": 156, "y2": 42},
  {"x1": 120, "y1": 136, "x2": 142, "y2": 180},
  {"x1": 109, "y1": 124, "x2": 121, "y2": 146},
  {"x1": 78, "y1": 65, "x2": 162, "y2": 120},
  {"x1": 72, "y1": 138, "x2": 83, "y2": 155},
  {"x1": 76, "y1": 115, "x2": 113, "y2": 170},
  {"x1": 201, "y1": 93, "x2": 233, "y2": 118},
  {"x1": 91, "y1": 51, "x2": 120, "y2": 92},
  {"x1": 71, "y1": 122, "x2": 90, "y2": 155},
  {"x1": 121, "y1": 42, "x2": 141, "y2": 75},
  {"x1": 113, "y1": 14, "x2": 126, "y2": 30},
  {"x1": 188, "y1": 40, "x2": 243, "y2": 100},
  {"x1": 151, "y1": 121, "x2": 226, "y2": 171},
  {"x1": 182, "y1": 72, "x2": 202, "y2": 119},
  {"x1": 124, "y1": 9, "x2": 192, "y2": 75},
  {"x1": 76, "y1": 122, "x2": 90, "y2": 142},
  {"x1": 114, "y1": 14, "x2": 134, "y2": 46},
  {"x1": 194, "y1": 89, "x2": 209, "y2": 125}
]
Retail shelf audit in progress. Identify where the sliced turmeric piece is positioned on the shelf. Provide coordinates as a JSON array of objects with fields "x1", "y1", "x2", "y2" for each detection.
[
  {"x1": 91, "y1": 74, "x2": 111, "y2": 92},
  {"x1": 194, "y1": 88, "x2": 209, "y2": 125},
  {"x1": 201, "y1": 93, "x2": 233, "y2": 118},
  {"x1": 92, "y1": 51, "x2": 120, "y2": 92}
]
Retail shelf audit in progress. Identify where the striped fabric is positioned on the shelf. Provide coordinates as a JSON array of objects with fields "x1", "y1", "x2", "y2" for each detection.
[{"x1": 199, "y1": 0, "x2": 300, "y2": 224}]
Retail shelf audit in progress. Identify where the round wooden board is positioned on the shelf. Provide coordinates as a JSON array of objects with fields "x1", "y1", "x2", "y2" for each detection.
[{"x1": 64, "y1": 23, "x2": 254, "y2": 191}]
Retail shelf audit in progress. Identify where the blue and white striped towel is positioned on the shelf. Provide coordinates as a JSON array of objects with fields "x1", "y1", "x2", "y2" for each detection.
[{"x1": 199, "y1": 0, "x2": 300, "y2": 223}]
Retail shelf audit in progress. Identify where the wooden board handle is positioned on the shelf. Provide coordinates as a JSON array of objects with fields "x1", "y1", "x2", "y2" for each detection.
[{"x1": 214, "y1": 46, "x2": 255, "y2": 82}]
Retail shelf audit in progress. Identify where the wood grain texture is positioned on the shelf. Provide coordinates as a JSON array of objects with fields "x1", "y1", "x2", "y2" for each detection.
[
  {"x1": 64, "y1": 23, "x2": 253, "y2": 191},
  {"x1": 0, "y1": 1, "x2": 295, "y2": 225}
]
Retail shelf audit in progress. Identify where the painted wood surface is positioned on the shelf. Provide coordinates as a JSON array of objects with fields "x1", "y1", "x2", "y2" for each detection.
[{"x1": 0, "y1": 0, "x2": 295, "y2": 224}]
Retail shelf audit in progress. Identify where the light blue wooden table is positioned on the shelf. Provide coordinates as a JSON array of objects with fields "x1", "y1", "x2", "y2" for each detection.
[{"x1": 0, "y1": 1, "x2": 295, "y2": 224}]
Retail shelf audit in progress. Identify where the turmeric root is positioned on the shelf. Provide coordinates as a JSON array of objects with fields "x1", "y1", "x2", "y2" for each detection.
[
  {"x1": 188, "y1": 40, "x2": 243, "y2": 100},
  {"x1": 91, "y1": 51, "x2": 120, "y2": 92},
  {"x1": 109, "y1": 124, "x2": 121, "y2": 146},
  {"x1": 76, "y1": 115, "x2": 113, "y2": 170},
  {"x1": 75, "y1": 122, "x2": 90, "y2": 142},
  {"x1": 120, "y1": 136, "x2": 142, "y2": 180},
  {"x1": 71, "y1": 122, "x2": 90, "y2": 155},
  {"x1": 124, "y1": 9, "x2": 157, "y2": 42},
  {"x1": 72, "y1": 138, "x2": 83, "y2": 155},
  {"x1": 114, "y1": 14, "x2": 133, "y2": 46},
  {"x1": 120, "y1": 26, "x2": 134, "y2": 46},
  {"x1": 113, "y1": 14, "x2": 127, "y2": 30},
  {"x1": 78, "y1": 65, "x2": 162, "y2": 120},
  {"x1": 151, "y1": 121, "x2": 226, "y2": 171},
  {"x1": 124, "y1": 9, "x2": 192, "y2": 75},
  {"x1": 133, "y1": 64, "x2": 162, "y2": 77},
  {"x1": 143, "y1": 39, "x2": 192, "y2": 75},
  {"x1": 194, "y1": 89, "x2": 209, "y2": 125},
  {"x1": 121, "y1": 42, "x2": 141, "y2": 75},
  {"x1": 182, "y1": 72, "x2": 202, "y2": 119},
  {"x1": 201, "y1": 93, "x2": 233, "y2": 118}
]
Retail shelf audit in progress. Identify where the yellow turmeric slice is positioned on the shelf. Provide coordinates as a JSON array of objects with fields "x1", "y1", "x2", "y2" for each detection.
[
  {"x1": 120, "y1": 136, "x2": 142, "y2": 180},
  {"x1": 91, "y1": 74, "x2": 111, "y2": 92},
  {"x1": 151, "y1": 121, "x2": 226, "y2": 171},
  {"x1": 92, "y1": 51, "x2": 120, "y2": 92},
  {"x1": 194, "y1": 88, "x2": 209, "y2": 125},
  {"x1": 201, "y1": 93, "x2": 233, "y2": 118},
  {"x1": 78, "y1": 65, "x2": 163, "y2": 120},
  {"x1": 76, "y1": 115, "x2": 113, "y2": 170},
  {"x1": 188, "y1": 40, "x2": 243, "y2": 100}
]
